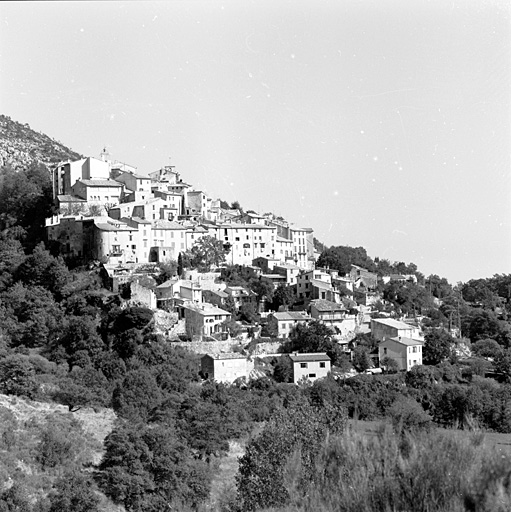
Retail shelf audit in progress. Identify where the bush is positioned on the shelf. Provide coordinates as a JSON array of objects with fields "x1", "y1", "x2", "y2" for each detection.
[
  {"x1": 388, "y1": 396, "x2": 432, "y2": 433},
  {"x1": 0, "y1": 354, "x2": 38, "y2": 398},
  {"x1": 285, "y1": 429, "x2": 511, "y2": 512}
]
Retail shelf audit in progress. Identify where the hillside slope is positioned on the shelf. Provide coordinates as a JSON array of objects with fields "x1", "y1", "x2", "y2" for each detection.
[{"x1": 0, "y1": 115, "x2": 82, "y2": 170}]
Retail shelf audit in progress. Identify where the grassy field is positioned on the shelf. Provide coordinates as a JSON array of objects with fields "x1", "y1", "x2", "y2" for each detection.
[{"x1": 348, "y1": 418, "x2": 511, "y2": 455}]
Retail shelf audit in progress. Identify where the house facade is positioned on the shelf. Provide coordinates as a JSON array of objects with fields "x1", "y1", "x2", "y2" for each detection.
[
  {"x1": 181, "y1": 302, "x2": 231, "y2": 339},
  {"x1": 371, "y1": 318, "x2": 414, "y2": 342},
  {"x1": 379, "y1": 337, "x2": 423, "y2": 371},
  {"x1": 267, "y1": 311, "x2": 310, "y2": 338},
  {"x1": 289, "y1": 352, "x2": 331, "y2": 383},
  {"x1": 201, "y1": 353, "x2": 254, "y2": 383}
]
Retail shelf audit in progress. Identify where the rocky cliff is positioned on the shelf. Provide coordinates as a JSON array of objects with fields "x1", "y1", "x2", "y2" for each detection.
[{"x1": 0, "y1": 115, "x2": 82, "y2": 170}]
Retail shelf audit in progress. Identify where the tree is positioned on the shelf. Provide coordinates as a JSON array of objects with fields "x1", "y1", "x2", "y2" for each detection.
[
  {"x1": 352, "y1": 346, "x2": 371, "y2": 372},
  {"x1": 236, "y1": 401, "x2": 346, "y2": 511},
  {"x1": 15, "y1": 243, "x2": 70, "y2": 299},
  {"x1": 220, "y1": 318, "x2": 242, "y2": 338},
  {"x1": 405, "y1": 364, "x2": 436, "y2": 390},
  {"x1": 380, "y1": 356, "x2": 399, "y2": 373},
  {"x1": 388, "y1": 396, "x2": 432, "y2": 433},
  {"x1": 154, "y1": 260, "x2": 178, "y2": 285},
  {"x1": 239, "y1": 302, "x2": 259, "y2": 324},
  {"x1": 186, "y1": 235, "x2": 229, "y2": 271},
  {"x1": 0, "y1": 354, "x2": 38, "y2": 398},
  {"x1": 98, "y1": 424, "x2": 211, "y2": 510},
  {"x1": 273, "y1": 355, "x2": 293, "y2": 383},
  {"x1": 113, "y1": 306, "x2": 153, "y2": 332},
  {"x1": 423, "y1": 329, "x2": 454, "y2": 365},
  {"x1": 316, "y1": 245, "x2": 376, "y2": 275},
  {"x1": 494, "y1": 349, "x2": 511, "y2": 382},
  {"x1": 271, "y1": 284, "x2": 295, "y2": 311},
  {"x1": 463, "y1": 309, "x2": 511, "y2": 346},
  {"x1": 472, "y1": 338, "x2": 503, "y2": 358},
  {"x1": 286, "y1": 321, "x2": 342, "y2": 365},
  {"x1": 112, "y1": 369, "x2": 163, "y2": 422},
  {"x1": 0, "y1": 163, "x2": 55, "y2": 251},
  {"x1": 54, "y1": 316, "x2": 105, "y2": 369},
  {"x1": 249, "y1": 276, "x2": 274, "y2": 303},
  {"x1": 0, "y1": 484, "x2": 32, "y2": 512},
  {"x1": 48, "y1": 472, "x2": 100, "y2": 512},
  {"x1": 0, "y1": 282, "x2": 62, "y2": 347}
]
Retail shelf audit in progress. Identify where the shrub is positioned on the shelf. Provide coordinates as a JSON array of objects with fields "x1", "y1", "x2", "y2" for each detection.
[{"x1": 0, "y1": 354, "x2": 38, "y2": 398}]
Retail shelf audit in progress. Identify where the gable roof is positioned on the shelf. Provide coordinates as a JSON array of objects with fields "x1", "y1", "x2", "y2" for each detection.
[
  {"x1": 289, "y1": 352, "x2": 331, "y2": 363},
  {"x1": 386, "y1": 336, "x2": 424, "y2": 346},
  {"x1": 372, "y1": 318, "x2": 413, "y2": 330},
  {"x1": 183, "y1": 303, "x2": 230, "y2": 316},
  {"x1": 310, "y1": 299, "x2": 346, "y2": 312},
  {"x1": 152, "y1": 219, "x2": 186, "y2": 230},
  {"x1": 57, "y1": 194, "x2": 86, "y2": 202},
  {"x1": 78, "y1": 179, "x2": 123, "y2": 188},
  {"x1": 273, "y1": 311, "x2": 309, "y2": 321},
  {"x1": 202, "y1": 353, "x2": 246, "y2": 360},
  {"x1": 311, "y1": 279, "x2": 333, "y2": 290}
]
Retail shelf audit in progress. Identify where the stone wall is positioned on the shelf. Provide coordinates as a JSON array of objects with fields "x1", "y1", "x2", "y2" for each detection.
[{"x1": 170, "y1": 339, "x2": 283, "y2": 356}]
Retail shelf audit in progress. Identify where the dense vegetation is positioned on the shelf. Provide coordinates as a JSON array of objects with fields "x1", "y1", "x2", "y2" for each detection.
[{"x1": 2, "y1": 144, "x2": 511, "y2": 510}]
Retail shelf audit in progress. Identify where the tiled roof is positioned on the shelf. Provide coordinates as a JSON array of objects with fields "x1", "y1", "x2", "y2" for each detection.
[
  {"x1": 78, "y1": 179, "x2": 123, "y2": 187},
  {"x1": 289, "y1": 352, "x2": 331, "y2": 362},
  {"x1": 152, "y1": 219, "x2": 186, "y2": 230},
  {"x1": 156, "y1": 279, "x2": 178, "y2": 289},
  {"x1": 95, "y1": 222, "x2": 130, "y2": 231},
  {"x1": 57, "y1": 194, "x2": 86, "y2": 202},
  {"x1": 310, "y1": 299, "x2": 346, "y2": 312},
  {"x1": 123, "y1": 216, "x2": 151, "y2": 224},
  {"x1": 184, "y1": 303, "x2": 230, "y2": 316},
  {"x1": 206, "y1": 289, "x2": 228, "y2": 298},
  {"x1": 273, "y1": 311, "x2": 309, "y2": 321},
  {"x1": 203, "y1": 353, "x2": 246, "y2": 360},
  {"x1": 311, "y1": 279, "x2": 332, "y2": 290},
  {"x1": 372, "y1": 318, "x2": 413, "y2": 330},
  {"x1": 388, "y1": 336, "x2": 423, "y2": 346}
]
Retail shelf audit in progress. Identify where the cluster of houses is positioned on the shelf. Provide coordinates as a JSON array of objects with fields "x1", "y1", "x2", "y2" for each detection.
[
  {"x1": 44, "y1": 151, "x2": 425, "y2": 385},
  {"x1": 199, "y1": 317, "x2": 424, "y2": 385},
  {"x1": 46, "y1": 153, "x2": 315, "y2": 269}
]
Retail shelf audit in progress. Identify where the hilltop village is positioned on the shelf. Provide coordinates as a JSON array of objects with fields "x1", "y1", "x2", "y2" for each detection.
[
  {"x1": 44, "y1": 151, "x2": 428, "y2": 383},
  {"x1": 3, "y1": 129, "x2": 511, "y2": 511}
]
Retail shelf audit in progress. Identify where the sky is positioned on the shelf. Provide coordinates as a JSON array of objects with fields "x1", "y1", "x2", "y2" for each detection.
[{"x1": 1, "y1": 0, "x2": 510, "y2": 284}]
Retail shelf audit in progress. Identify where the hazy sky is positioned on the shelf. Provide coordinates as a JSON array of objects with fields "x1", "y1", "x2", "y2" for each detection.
[{"x1": 1, "y1": 0, "x2": 510, "y2": 283}]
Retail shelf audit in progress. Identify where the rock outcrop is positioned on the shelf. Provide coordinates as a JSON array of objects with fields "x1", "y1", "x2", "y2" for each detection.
[{"x1": 0, "y1": 115, "x2": 82, "y2": 170}]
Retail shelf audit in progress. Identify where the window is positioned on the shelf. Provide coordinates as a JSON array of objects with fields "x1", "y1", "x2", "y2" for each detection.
[
  {"x1": 320, "y1": 362, "x2": 325, "y2": 368},
  {"x1": 413, "y1": 346, "x2": 417, "y2": 353},
  {"x1": 383, "y1": 347, "x2": 387, "y2": 355},
  {"x1": 309, "y1": 373, "x2": 316, "y2": 378},
  {"x1": 300, "y1": 363, "x2": 308, "y2": 368}
]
